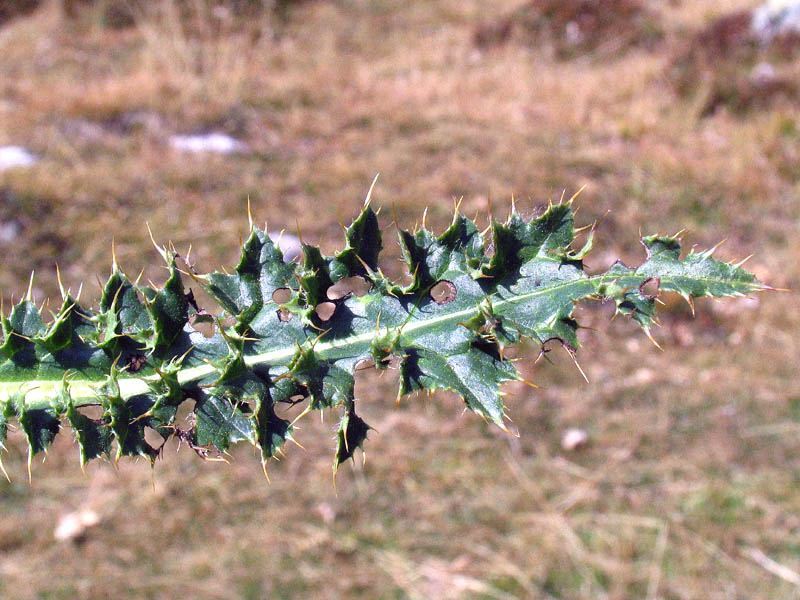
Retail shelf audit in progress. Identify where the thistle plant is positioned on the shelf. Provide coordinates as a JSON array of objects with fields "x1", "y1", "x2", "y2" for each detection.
[{"x1": 0, "y1": 187, "x2": 765, "y2": 479}]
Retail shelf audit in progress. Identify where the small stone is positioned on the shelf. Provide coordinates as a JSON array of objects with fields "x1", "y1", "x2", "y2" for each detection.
[
  {"x1": 752, "y1": 0, "x2": 800, "y2": 41},
  {"x1": 0, "y1": 146, "x2": 37, "y2": 171},
  {"x1": 561, "y1": 428, "x2": 589, "y2": 451},
  {"x1": 0, "y1": 219, "x2": 22, "y2": 243},
  {"x1": 168, "y1": 132, "x2": 248, "y2": 155},
  {"x1": 750, "y1": 61, "x2": 777, "y2": 84},
  {"x1": 54, "y1": 509, "x2": 100, "y2": 542}
]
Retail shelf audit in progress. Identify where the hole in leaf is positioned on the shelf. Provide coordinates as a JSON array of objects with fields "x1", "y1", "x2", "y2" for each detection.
[
  {"x1": 315, "y1": 302, "x2": 336, "y2": 321},
  {"x1": 355, "y1": 358, "x2": 375, "y2": 371},
  {"x1": 430, "y1": 280, "x2": 457, "y2": 305},
  {"x1": 327, "y1": 276, "x2": 371, "y2": 300},
  {"x1": 385, "y1": 356, "x2": 403, "y2": 369},
  {"x1": 277, "y1": 308, "x2": 293, "y2": 322},
  {"x1": 174, "y1": 399, "x2": 194, "y2": 423},
  {"x1": 144, "y1": 426, "x2": 164, "y2": 448},
  {"x1": 639, "y1": 277, "x2": 661, "y2": 299},
  {"x1": 272, "y1": 287, "x2": 291, "y2": 304},
  {"x1": 500, "y1": 345, "x2": 518, "y2": 359},
  {"x1": 190, "y1": 315, "x2": 216, "y2": 338},
  {"x1": 275, "y1": 396, "x2": 306, "y2": 418},
  {"x1": 77, "y1": 405, "x2": 104, "y2": 420}
]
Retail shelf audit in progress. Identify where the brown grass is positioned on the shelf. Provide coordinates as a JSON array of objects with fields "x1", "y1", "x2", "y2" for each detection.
[
  {"x1": 0, "y1": 1, "x2": 799, "y2": 598},
  {"x1": 668, "y1": 7, "x2": 800, "y2": 116},
  {"x1": 473, "y1": 0, "x2": 663, "y2": 59}
]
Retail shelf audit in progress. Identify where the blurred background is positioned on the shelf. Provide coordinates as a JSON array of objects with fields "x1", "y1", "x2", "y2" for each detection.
[{"x1": 0, "y1": 0, "x2": 798, "y2": 598}]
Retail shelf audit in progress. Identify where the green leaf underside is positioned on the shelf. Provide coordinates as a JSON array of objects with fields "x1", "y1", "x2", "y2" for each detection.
[{"x1": 0, "y1": 199, "x2": 764, "y2": 474}]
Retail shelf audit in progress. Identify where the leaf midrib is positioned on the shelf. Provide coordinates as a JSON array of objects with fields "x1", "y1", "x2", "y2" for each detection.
[{"x1": 3, "y1": 275, "x2": 598, "y2": 408}]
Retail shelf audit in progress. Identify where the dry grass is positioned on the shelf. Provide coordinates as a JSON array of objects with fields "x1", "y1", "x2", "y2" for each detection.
[
  {"x1": 667, "y1": 7, "x2": 800, "y2": 116},
  {"x1": 1, "y1": 1, "x2": 799, "y2": 598},
  {"x1": 473, "y1": 0, "x2": 663, "y2": 59}
]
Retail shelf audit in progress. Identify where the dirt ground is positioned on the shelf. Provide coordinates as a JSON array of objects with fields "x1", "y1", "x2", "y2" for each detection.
[{"x1": 0, "y1": 1, "x2": 799, "y2": 598}]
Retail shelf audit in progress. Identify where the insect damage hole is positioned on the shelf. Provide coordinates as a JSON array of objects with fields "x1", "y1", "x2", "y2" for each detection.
[
  {"x1": 190, "y1": 315, "x2": 216, "y2": 338},
  {"x1": 144, "y1": 426, "x2": 165, "y2": 450},
  {"x1": 639, "y1": 277, "x2": 661, "y2": 299},
  {"x1": 76, "y1": 404, "x2": 104, "y2": 420},
  {"x1": 315, "y1": 302, "x2": 336, "y2": 321},
  {"x1": 327, "y1": 276, "x2": 371, "y2": 300},
  {"x1": 273, "y1": 287, "x2": 293, "y2": 322},
  {"x1": 430, "y1": 280, "x2": 457, "y2": 305},
  {"x1": 272, "y1": 287, "x2": 291, "y2": 304}
]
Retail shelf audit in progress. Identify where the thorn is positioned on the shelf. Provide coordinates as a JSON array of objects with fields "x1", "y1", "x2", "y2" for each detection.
[
  {"x1": 682, "y1": 294, "x2": 696, "y2": 317},
  {"x1": 486, "y1": 191, "x2": 494, "y2": 223},
  {"x1": 644, "y1": 328, "x2": 663, "y2": 350},
  {"x1": 146, "y1": 223, "x2": 169, "y2": 263},
  {"x1": 247, "y1": 196, "x2": 254, "y2": 230},
  {"x1": 25, "y1": 271, "x2": 35, "y2": 302},
  {"x1": 495, "y1": 419, "x2": 514, "y2": 435},
  {"x1": 510, "y1": 194, "x2": 517, "y2": 215},
  {"x1": 55, "y1": 264, "x2": 67, "y2": 299},
  {"x1": 517, "y1": 377, "x2": 540, "y2": 390},
  {"x1": 295, "y1": 219, "x2": 305, "y2": 246},
  {"x1": 364, "y1": 173, "x2": 379, "y2": 207},
  {"x1": 735, "y1": 254, "x2": 753, "y2": 268},
  {"x1": 705, "y1": 238, "x2": 727, "y2": 257},
  {"x1": 453, "y1": 196, "x2": 463, "y2": 220},
  {"x1": 261, "y1": 459, "x2": 270, "y2": 483},
  {"x1": 568, "y1": 184, "x2": 588, "y2": 204},
  {"x1": 421, "y1": 206, "x2": 428, "y2": 229},
  {"x1": 290, "y1": 405, "x2": 311, "y2": 427},
  {"x1": 311, "y1": 328, "x2": 331, "y2": 346},
  {"x1": 111, "y1": 239, "x2": 118, "y2": 272},
  {"x1": 565, "y1": 347, "x2": 589, "y2": 383},
  {"x1": 761, "y1": 285, "x2": 791, "y2": 293}
]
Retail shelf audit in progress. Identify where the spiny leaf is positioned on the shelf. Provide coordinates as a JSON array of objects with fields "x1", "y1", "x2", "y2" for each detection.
[
  {"x1": 0, "y1": 195, "x2": 766, "y2": 478},
  {"x1": 334, "y1": 404, "x2": 372, "y2": 474}
]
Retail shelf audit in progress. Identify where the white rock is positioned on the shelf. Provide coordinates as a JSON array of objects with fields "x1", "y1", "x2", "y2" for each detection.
[
  {"x1": 565, "y1": 21, "x2": 583, "y2": 46},
  {"x1": 54, "y1": 509, "x2": 100, "y2": 542},
  {"x1": 750, "y1": 61, "x2": 777, "y2": 84},
  {"x1": 561, "y1": 428, "x2": 589, "y2": 451},
  {"x1": 0, "y1": 146, "x2": 37, "y2": 171},
  {"x1": 752, "y1": 0, "x2": 800, "y2": 41},
  {"x1": 168, "y1": 132, "x2": 248, "y2": 155},
  {"x1": 268, "y1": 231, "x2": 302, "y2": 262},
  {"x1": 0, "y1": 220, "x2": 21, "y2": 243}
]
